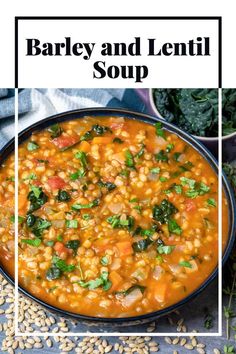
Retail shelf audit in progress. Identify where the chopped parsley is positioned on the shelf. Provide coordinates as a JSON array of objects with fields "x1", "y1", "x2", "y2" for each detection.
[
  {"x1": 207, "y1": 198, "x2": 217, "y2": 207},
  {"x1": 166, "y1": 143, "x2": 174, "y2": 153},
  {"x1": 75, "y1": 151, "x2": 88, "y2": 169},
  {"x1": 23, "y1": 173, "x2": 37, "y2": 181},
  {"x1": 180, "y1": 177, "x2": 210, "y2": 198},
  {"x1": 10, "y1": 215, "x2": 24, "y2": 224},
  {"x1": 135, "y1": 144, "x2": 145, "y2": 158},
  {"x1": 78, "y1": 271, "x2": 112, "y2": 291},
  {"x1": 27, "y1": 186, "x2": 48, "y2": 213},
  {"x1": 48, "y1": 123, "x2": 63, "y2": 138},
  {"x1": 159, "y1": 176, "x2": 168, "y2": 182},
  {"x1": 27, "y1": 141, "x2": 39, "y2": 151},
  {"x1": 155, "y1": 122, "x2": 166, "y2": 140},
  {"x1": 65, "y1": 220, "x2": 78, "y2": 229},
  {"x1": 125, "y1": 149, "x2": 135, "y2": 169},
  {"x1": 150, "y1": 167, "x2": 160, "y2": 174},
  {"x1": 179, "y1": 260, "x2": 192, "y2": 268},
  {"x1": 72, "y1": 198, "x2": 100, "y2": 211},
  {"x1": 107, "y1": 215, "x2": 134, "y2": 231},
  {"x1": 82, "y1": 214, "x2": 91, "y2": 221},
  {"x1": 155, "y1": 150, "x2": 168, "y2": 162},
  {"x1": 69, "y1": 169, "x2": 86, "y2": 180},
  {"x1": 21, "y1": 238, "x2": 41, "y2": 247},
  {"x1": 168, "y1": 219, "x2": 182, "y2": 235}
]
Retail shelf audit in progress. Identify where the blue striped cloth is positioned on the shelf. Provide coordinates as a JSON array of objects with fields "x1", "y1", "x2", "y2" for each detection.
[{"x1": 0, "y1": 88, "x2": 148, "y2": 149}]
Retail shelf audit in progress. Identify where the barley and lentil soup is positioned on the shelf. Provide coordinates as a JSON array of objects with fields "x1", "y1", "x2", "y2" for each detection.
[{"x1": 0, "y1": 116, "x2": 228, "y2": 318}]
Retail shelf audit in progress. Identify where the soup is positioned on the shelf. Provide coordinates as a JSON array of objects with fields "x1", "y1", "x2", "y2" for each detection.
[{"x1": 0, "y1": 116, "x2": 228, "y2": 318}]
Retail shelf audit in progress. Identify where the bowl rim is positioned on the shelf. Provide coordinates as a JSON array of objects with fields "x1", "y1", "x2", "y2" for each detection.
[
  {"x1": 148, "y1": 88, "x2": 222, "y2": 142},
  {"x1": 0, "y1": 106, "x2": 235, "y2": 324}
]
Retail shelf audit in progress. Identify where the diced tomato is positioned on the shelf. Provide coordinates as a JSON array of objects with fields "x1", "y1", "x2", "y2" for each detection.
[
  {"x1": 109, "y1": 271, "x2": 123, "y2": 292},
  {"x1": 185, "y1": 200, "x2": 197, "y2": 212},
  {"x1": 52, "y1": 135, "x2": 78, "y2": 149},
  {"x1": 92, "y1": 137, "x2": 113, "y2": 144},
  {"x1": 47, "y1": 176, "x2": 66, "y2": 190},
  {"x1": 54, "y1": 242, "x2": 72, "y2": 258}
]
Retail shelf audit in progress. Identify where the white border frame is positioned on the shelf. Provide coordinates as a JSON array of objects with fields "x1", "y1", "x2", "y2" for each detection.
[{"x1": 14, "y1": 89, "x2": 223, "y2": 337}]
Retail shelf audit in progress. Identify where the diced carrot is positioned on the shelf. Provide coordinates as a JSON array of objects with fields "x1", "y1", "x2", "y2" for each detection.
[
  {"x1": 79, "y1": 140, "x2": 91, "y2": 153},
  {"x1": 18, "y1": 195, "x2": 27, "y2": 210},
  {"x1": 154, "y1": 283, "x2": 167, "y2": 303},
  {"x1": 116, "y1": 241, "x2": 133, "y2": 256},
  {"x1": 92, "y1": 137, "x2": 113, "y2": 144},
  {"x1": 54, "y1": 241, "x2": 65, "y2": 253},
  {"x1": 109, "y1": 271, "x2": 123, "y2": 292}
]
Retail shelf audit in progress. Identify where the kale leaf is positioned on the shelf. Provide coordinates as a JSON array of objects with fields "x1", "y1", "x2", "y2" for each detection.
[{"x1": 153, "y1": 89, "x2": 218, "y2": 137}]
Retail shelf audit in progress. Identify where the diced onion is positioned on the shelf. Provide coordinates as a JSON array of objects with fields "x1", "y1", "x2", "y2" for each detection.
[
  {"x1": 122, "y1": 289, "x2": 143, "y2": 307},
  {"x1": 153, "y1": 265, "x2": 164, "y2": 280}
]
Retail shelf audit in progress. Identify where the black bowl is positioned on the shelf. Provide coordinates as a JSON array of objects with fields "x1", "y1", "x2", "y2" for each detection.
[{"x1": 0, "y1": 108, "x2": 235, "y2": 327}]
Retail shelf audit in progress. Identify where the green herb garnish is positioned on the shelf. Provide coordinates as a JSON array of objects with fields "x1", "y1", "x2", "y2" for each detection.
[
  {"x1": 207, "y1": 198, "x2": 217, "y2": 207},
  {"x1": 69, "y1": 169, "x2": 86, "y2": 180},
  {"x1": 168, "y1": 219, "x2": 182, "y2": 235},
  {"x1": 27, "y1": 186, "x2": 48, "y2": 213},
  {"x1": 48, "y1": 123, "x2": 63, "y2": 138},
  {"x1": 179, "y1": 260, "x2": 192, "y2": 268},
  {"x1": 72, "y1": 198, "x2": 100, "y2": 211},
  {"x1": 75, "y1": 151, "x2": 88, "y2": 169},
  {"x1": 155, "y1": 150, "x2": 168, "y2": 162},
  {"x1": 10, "y1": 215, "x2": 24, "y2": 224},
  {"x1": 155, "y1": 122, "x2": 166, "y2": 140},
  {"x1": 78, "y1": 271, "x2": 112, "y2": 291},
  {"x1": 21, "y1": 238, "x2": 41, "y2": 247},
  {"x1": 27, "y1": 141, "x2": 39, "y2": 151},
  {"x1": 125, "y1": 149, "x2": 135, "y2": 169}
]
